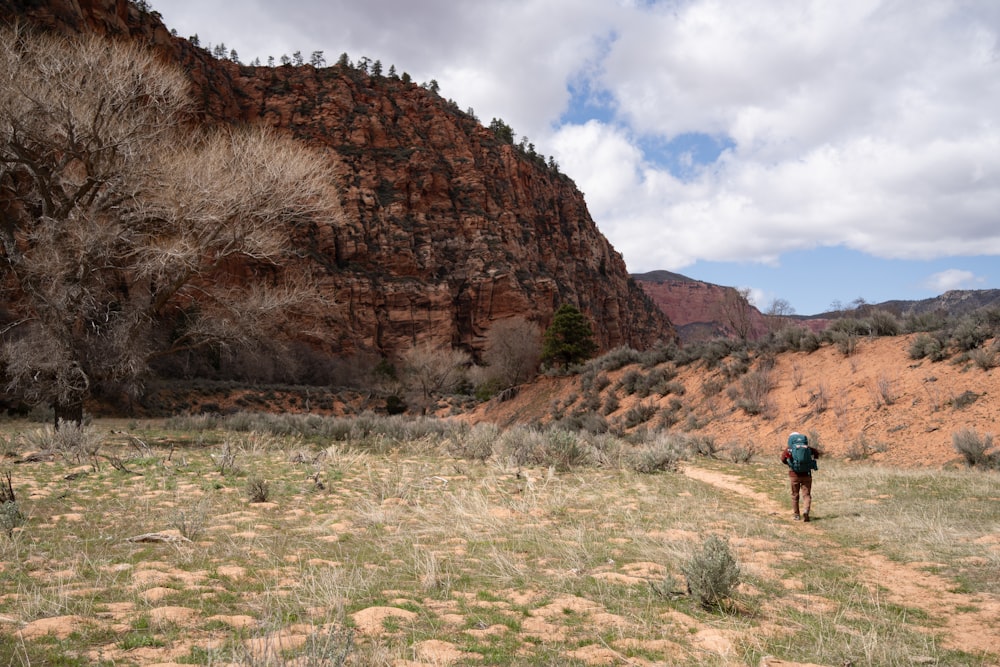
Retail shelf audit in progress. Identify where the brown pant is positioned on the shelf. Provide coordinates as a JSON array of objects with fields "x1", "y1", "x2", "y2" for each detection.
[{"x1": 789, "y1": 471, "x2": 812, "y2": 516}]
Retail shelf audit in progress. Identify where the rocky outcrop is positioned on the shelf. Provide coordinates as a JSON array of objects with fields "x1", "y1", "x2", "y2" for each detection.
[
  {"x1": 1, "y1": 0, "x2": 674, "y2": 363},
  {"x1": 633, "y1": 273, "x2": 768, "y2": 343}
]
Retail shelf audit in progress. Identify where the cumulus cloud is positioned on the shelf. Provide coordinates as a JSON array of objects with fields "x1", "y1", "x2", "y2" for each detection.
[{"x1": 924, "y1": 269, "x2": 984, "y2": 293}]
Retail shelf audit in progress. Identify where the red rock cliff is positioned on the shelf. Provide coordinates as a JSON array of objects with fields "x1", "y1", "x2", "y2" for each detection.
[{"x1": 1, "y1": 0, "x2": 675, "y2": 361}]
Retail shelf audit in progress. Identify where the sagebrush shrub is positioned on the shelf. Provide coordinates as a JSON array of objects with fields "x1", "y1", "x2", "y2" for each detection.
[
  {"x1": 952, "y1": 428, "x2": 994, "y2": 467},
  {"x1": 969, "y1": 344, "x2": 998, "y2": 371},
  {"x1": 447, "y1": 422, "x2": 499, "y2": 460},
  {"x1": 725, "y1": 441, "x2": 756, "y2": 464},
  {"x1": 627, "y1": 434, "x2": 686, "y2": 473},
  {"x1": 867, "y1": 309, "x2": 900, "y2": 336},
  {"x1": 682, "y1": 535, "x2": 741, "y2": 609},
  {"x1": 950, "y1": 390, "x2": 980, "y2": 410},
  {"x1": 623, "y1": 402, "x2": 657, "y2": 428},
  {"x1": 734, "y1": 369, "x2": 775, "y2": 416}
]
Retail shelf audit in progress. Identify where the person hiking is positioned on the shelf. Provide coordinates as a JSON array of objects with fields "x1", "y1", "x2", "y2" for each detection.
[{"x1": 781, "y1": 431, "x2": 819, "y2": 521}]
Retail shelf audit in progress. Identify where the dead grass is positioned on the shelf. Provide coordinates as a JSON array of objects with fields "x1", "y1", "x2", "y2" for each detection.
[{"x1": 0, "y1": 419, "x2": 996, "y2": 666}]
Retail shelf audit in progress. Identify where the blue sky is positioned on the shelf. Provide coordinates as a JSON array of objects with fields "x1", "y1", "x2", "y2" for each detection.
[{"x1": 158, "y1": 0, "x2": 1000, "y2": 316}]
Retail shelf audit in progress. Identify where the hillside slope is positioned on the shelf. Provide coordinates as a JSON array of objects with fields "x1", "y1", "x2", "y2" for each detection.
[{"x1": 471, "y1": 334, "x2": 1000, "y2": 467}]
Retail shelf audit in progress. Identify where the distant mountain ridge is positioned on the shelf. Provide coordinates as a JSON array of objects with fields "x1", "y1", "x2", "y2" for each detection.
[
  {"x1": 823, "y1": 289, "x2": 1000, "y2": 319},
  {"x1": 634, "y1": 270, "x2": 1000, "y2": 342}
]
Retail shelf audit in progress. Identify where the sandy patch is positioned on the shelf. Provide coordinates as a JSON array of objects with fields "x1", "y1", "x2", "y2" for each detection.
[
  {"x1": 351, "y1": 606, "x2": 418, "y2": 635},
  {"x1": 19, "y1": 615, "x2": 87, "y2": 639}
]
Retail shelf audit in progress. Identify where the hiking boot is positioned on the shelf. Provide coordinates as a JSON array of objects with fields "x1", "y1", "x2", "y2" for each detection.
[
  {"x1": 793, "y1": 514, "x2": 801, "y2": 521},
  {"x1": 803, "y1": 513, "x2": 810, "y2": 522}
]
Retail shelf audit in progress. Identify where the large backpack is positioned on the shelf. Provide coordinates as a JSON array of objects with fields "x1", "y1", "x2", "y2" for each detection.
[{"x1": 787, "y1": 433, "x2": 816, "y2": 474}]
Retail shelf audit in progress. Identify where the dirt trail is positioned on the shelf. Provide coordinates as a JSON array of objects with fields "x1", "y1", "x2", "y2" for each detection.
[{"x1": 683, "y1": 464, "x2": 1000, "y2": 663}]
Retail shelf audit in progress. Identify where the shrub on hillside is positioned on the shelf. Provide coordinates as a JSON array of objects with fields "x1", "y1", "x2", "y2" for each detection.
[
  {"x1": 867, "y1": 309, "x2": 901, "y2": 336},
  {"x1": 623, "y1": 402, "x2": 657, "y2": 429},
  {"x1": 640, "y1": 341, "x2": 680, "y2": 368},
  {"x1": 903, "y1": 310, "x2": 951, "y2": 333},
  {"x1": 826, "y1": 317, "x2": 869, "y2": 337},
  {"x1": 909, "y1": 333, "x2": 943, "y2": 361},
  {"x1": 593, "y1": 345, "x2": 643, "y2": 372},
  {"x1": 952, "y1": 428, "x2": 995, "y2": 468},
  {"x1": 733, "y1": 369, "x2": 775, "y2": 416},
  {"x1": 969, "y1": 343, "x2": 999, "y2": 371},
  {"x1": 828, "y1": 330, "x2": 858, "y2": 356}
]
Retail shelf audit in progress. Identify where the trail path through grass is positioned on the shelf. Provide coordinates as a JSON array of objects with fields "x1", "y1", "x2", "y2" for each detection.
[{"x1": 682, "y1": 462, "x2": 1000, "y2": 663}]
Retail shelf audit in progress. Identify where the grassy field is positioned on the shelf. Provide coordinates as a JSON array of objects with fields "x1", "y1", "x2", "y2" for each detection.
[{"x1": 0, "y1": 415, "x2": 997, "y2": 666}]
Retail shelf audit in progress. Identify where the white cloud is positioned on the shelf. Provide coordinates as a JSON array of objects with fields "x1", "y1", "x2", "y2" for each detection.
[{"x1": 924, "y1": 269, "x2": 983, "y2": 293}]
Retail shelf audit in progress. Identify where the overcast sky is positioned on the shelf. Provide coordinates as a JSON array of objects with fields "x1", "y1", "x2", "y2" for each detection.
[{"x1": 157, "y1": 0, "x2": 1000, "y2": 316}]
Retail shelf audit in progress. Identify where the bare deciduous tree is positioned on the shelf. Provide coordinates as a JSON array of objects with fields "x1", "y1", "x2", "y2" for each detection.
[
  {"x1": 717, "y1": 287, "x2": 758, "y2": 343},
  {"x1": 764, "y1": 298, "x2": 796, "y2": 335},
  {"x1": 482, "y1": 317, "x2": 541, "y2": 388},
  {"x1": 400, "y1": 342, "x2": 470, "y2": 414},
  {"x1": 0, "y1": 27, "x2": 340, "y2": 425}
]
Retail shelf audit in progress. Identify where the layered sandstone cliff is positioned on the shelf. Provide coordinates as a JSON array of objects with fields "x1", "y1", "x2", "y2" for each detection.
[
  {"x1": 633, "y1": 272, "x2": 768, "y2": 343},
  {"x1": 1, "y1": 0, "x2": 675, "y2": 363}
]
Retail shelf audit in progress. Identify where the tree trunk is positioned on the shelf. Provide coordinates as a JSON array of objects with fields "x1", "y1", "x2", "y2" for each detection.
[{"x1": 53, "y1": 399, "x2": 84, "y2": 429}]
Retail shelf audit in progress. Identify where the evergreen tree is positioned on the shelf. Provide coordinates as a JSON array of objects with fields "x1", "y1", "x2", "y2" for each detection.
[
  {"x1": 489, "y1": 118, "x2": 515, "y2": 144},
  {"x1": 310, "y1": 50, "x2": 325, "y2": 67},
  {"x1": 541, "y1": 304, "x2": 598, "y2": 368},
  {"x1": 292, "y1": 50, "x2": 304, "y2": 66}
]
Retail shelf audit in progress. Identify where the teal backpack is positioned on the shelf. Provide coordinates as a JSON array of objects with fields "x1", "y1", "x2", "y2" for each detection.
[{"x1": 787, "y1": 433, "x2": 817, "y2": 474}]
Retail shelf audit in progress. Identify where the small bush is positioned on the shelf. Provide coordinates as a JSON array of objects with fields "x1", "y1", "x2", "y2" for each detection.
[
  {"x1": 682, "y1": 535, "x2": 741, "y2": 609},
  {"x1": 844, "y1": 435, "x2": 873, "y2": 461},
  {"x1": 701, "y1": 378, "x2": 725, "y2": 397},
  {"x1": 725, "y1": 440, "x2": 757, "y2": 464},
  {"x1": 690, "y1": 435, "x2": 719, "y2": 458},
  {"x1": 171, "y1": 500, "x2": 209, "y2": 541},
  {"x1": 969, "y1": 344, "x2": 998, "y2": 371},
  {"x1": 871, "y1": 374, "x2": 898, "y2": 408},
  {"x1": 952, "y1": 428, "x2": 995, "y2": 467},
  {"x1": 867, "y1": 309, "x2": 900, "y2": 336},
  {"x1": 734, "y1": 370, "x2": 775, "y2": 416},
  {"x1": 627, "y1": 434, "x2": 687, "y2": 473},
  {"x1": 658, "y1": 399, "x2": 684, "y2": 429},
  {"x1": 618, "y1": 369, "x2": 645, "y2": 396},
  {"x1": 810, "y1": 384, "x2": 829, "y2": 413},
  {"x1": 951, "y1": 315, "x2": 991, "y2": 352},
  {"x1": 623, "y1": 402, "x2": 657, "y2": 429},
  {"x1": 950, "y1": 390, "x2": 980, "y2": 410},
  {"x1": 447, "y1": 423, "x2": 499, "y2": 460},
  {"x1": 0, "y1": 500, "x2": 25, "y2": 537},
  {"x1": 589, "y1": 345, "x2": 642, "y2": 373},
  {"x1": 829, "y1": 330, "x2": 858, "y2": 356},
  {"x1": 0, "y1": 472, "x2": 25, "y2": 537},
  {"x1": 246, "y1": 477, "x2": 270, "y2": 503}
]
